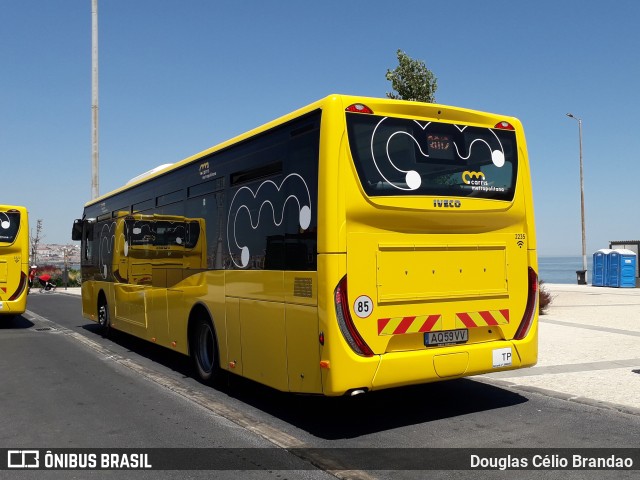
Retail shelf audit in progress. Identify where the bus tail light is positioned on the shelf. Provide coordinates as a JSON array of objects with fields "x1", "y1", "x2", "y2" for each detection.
[
  {"x1": 345, "y1": 103, "x2": 374, "y2": 114},
  {"x1": 514, "y1": 267, "x2": 538, "y2": 340},
  {"x1": 494, "y1": 121, "x2": 515, "y2": 130},
  {"x1": 9, "y1": 272, "x2": 28, "y2": 301},
  {"x1": 334, "y1": 275, "x2": 374, "y2": 357}
]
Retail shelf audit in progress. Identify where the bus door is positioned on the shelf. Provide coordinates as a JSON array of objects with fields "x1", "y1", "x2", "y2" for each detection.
[{"x1": 113, "y1": 216, "x2": 153, "y2": 330}]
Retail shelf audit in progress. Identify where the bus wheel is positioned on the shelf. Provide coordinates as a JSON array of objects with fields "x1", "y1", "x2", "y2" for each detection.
[
  {"x1": 191, "y1": 316, "x2": 219, "y2": 384},
  {"x1": 97, "y1": 297, "x2": 111, "y2": 336}
]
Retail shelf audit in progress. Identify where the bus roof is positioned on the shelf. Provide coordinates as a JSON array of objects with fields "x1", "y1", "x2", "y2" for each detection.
[
  {"x1": 0, "y1": 205, "x2": 28, "y2": 213},
  {"x1": 84, "y1": 94, "x2": 520, "y2": 208}
]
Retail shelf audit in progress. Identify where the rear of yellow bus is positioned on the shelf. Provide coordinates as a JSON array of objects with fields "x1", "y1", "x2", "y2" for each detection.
[
  {"x1": 0, "y1": 206, "x2": 29, "y2": 318},
  {"x1": 318, "y1": 96, "x2": 537, "y2": 395}
]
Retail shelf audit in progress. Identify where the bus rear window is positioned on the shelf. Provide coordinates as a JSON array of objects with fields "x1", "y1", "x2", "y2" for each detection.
[
  {"x1": 346, "y1": 114, "x2": 518, "y2": 201},
  {"x1": 0, "y1": 211, "x2": 20, "y2": 243}
]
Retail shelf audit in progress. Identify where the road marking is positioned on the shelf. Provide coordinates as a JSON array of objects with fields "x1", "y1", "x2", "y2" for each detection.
[
  {"x1": 484, "y1": 357, "x2": 640, "y2": 377},
  {"x1": 24, "y1": 309, "x2": 375, "y2": 480},
  {"x1": 541, "y1": 318, "x2": 640, "y2": 337}
]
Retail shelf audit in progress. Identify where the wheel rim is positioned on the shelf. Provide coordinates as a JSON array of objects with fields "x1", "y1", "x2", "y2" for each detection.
[{"x1": 197, "y1": 322, "x2": 214, "y2": 374}]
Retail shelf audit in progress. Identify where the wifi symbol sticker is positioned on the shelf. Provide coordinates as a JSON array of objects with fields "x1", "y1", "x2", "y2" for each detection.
[{"x1": 517, "y1": 240, "x2": 525, "y2": 248}]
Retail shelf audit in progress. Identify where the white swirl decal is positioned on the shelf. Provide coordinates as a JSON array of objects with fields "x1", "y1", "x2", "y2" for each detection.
[
  {"x1": 370, "y1": 118, "x2": 507, "y2": 191},
  {"x1": 453, "y1": 125, "x2": 506, "y2": 167},
  {"x1": 0, "y1": 212, "x2": 11, "y2": 230},
  {"x1": 226, "y1": 173, "x2": 311, "y2": 268},
  {"x1": 98, "y1": 221, "x2": 116, "y2": 279}
]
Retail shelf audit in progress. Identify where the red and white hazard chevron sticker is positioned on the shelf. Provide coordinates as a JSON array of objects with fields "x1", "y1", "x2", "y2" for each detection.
[
  {"x1": 378, "y1": 314, "x2": 442, "y2": 336},
  {"x1": 455, "y1": 310, "x2": 509, "y2": 328}
]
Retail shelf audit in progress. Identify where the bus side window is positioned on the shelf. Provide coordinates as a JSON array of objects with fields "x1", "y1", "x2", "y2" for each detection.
[{"x1": 186, "y1": 193, "x2": 222, "y2": 270}]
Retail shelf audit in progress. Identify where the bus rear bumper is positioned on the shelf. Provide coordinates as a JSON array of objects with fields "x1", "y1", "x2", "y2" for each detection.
[
  {"x1": 0, "y1": 297, "x2": 27, "y2": 316},
  {"x1": 371, "y1": 338, "x2": 537, "y2": 391}
]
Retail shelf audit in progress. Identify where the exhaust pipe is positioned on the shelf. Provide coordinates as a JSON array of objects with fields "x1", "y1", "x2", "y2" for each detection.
[{"x1": 349, "y1": 389, "x2": 367, "y2": 397}]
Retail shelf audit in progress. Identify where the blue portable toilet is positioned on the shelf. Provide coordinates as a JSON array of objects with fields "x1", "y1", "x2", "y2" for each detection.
[
  {"x1": 607, "y1": 249, "x2": 637, "y2": 288},
  {"x1": 592, "y1": 249, "x2": 613, "y2": 287}
]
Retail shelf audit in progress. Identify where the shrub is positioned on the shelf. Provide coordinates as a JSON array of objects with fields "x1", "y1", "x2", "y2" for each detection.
[
  {"x1": 539, "y1": 280, "x2": 553, "y2": 315},
  {"x1": 32, "y1": 265, "x2": 81, "y2": 287}
]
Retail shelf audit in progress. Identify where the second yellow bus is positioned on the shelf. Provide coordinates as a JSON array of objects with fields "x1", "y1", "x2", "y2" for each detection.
[{"x1": 0, "y1": 205, "x2": 30, "y2": 318}]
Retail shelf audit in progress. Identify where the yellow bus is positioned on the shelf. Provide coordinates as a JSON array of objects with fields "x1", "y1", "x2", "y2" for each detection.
[
  {"x1": 0, "y1": 205, "x2": 30, "y2": 318},
  {"x1": 72, "y1": 94, "x2": 538, "y2": 396}
]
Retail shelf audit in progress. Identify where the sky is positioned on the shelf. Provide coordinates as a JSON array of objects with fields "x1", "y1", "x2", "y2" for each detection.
[{"x1": 1, "y1": 0, "x2": 639, "y2": 256}]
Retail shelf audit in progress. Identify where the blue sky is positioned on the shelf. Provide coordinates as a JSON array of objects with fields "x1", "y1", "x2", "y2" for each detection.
[{"x1": 1, "y1": 0, "x2": 638, "y2": 256}]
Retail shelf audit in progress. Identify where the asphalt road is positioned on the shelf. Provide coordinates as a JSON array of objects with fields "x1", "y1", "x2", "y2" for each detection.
[{"x1": 1, "y1": 292, "x2": 638, "y2": 479}]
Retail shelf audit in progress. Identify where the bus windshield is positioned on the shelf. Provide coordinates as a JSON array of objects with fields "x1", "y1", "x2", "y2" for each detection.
[
  {"x1": 346, "y1": 113, "x2": 518, "y2": 201},
  {"x1": 0, "y1": 210, "x2": 21, "y2": 243}
]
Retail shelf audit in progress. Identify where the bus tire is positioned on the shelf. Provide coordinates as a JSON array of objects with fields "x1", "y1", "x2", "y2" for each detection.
[
  {"x1": 97, "y1": 294, "x2": 111, "y2": 337},
  {"x1": 190, "y1": 315, "x2": 220, "y2": 385}
]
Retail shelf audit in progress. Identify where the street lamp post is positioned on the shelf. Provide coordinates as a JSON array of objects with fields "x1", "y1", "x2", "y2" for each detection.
[
  {"x1": 566, "y1": 113, "x2": 587, "y2": 284},
  {"x1": 91, "y1": 0, "x2": 99, "y2": 199}
]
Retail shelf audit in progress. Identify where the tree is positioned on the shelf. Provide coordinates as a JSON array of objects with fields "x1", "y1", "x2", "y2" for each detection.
[
  {"x1": 386, "y1": 49, "x2": 438, "y2": 103},
  {"x1": 30, "y1": 219, "x2": 44, "y2": 266}
]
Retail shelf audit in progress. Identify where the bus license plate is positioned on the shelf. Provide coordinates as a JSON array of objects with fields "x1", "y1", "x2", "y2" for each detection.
[{"x1": 424, "y1": 329, "x2": 468, "y2": 346}]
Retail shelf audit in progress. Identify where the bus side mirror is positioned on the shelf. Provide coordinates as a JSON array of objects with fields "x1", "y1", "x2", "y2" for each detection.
[{"x1": 71, "y1": 219, "x2": 83, "y2": 241}]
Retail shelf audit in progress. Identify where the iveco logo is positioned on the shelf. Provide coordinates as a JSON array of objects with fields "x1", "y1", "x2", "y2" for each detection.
[{"x1": 433, "y1": 199, "x2": 461, "y2": 208}]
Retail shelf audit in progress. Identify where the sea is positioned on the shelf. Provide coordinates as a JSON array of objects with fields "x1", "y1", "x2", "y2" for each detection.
[{"x1": 538, "y1": 256, "x2": 593, "y2": 284}]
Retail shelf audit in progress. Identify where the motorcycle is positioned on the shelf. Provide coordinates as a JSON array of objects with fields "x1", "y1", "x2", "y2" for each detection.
[{"x1": 37, "y1": 274, "x2": 57, "y2": 293}]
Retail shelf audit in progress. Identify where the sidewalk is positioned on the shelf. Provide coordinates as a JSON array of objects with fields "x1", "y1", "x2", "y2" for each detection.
[
  {"x1": 57, "y1": 287, "x2": 81, "y2": 295},
  {"x1": 481, "y1": 283, "x2": 640, "y2": 415}
]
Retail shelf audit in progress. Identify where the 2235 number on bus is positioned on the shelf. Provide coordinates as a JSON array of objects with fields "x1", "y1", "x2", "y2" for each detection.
[{"x1": 424, "y1": 329, "x2": 468, "y2": 346}]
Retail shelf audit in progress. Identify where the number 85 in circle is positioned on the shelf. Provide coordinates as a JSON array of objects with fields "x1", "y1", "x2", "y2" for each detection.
[{"x1": 353, "y1": 295, "x2": 373, "y2": 318}]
